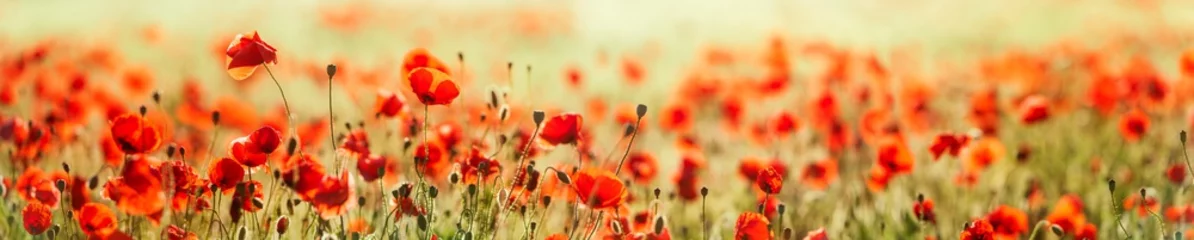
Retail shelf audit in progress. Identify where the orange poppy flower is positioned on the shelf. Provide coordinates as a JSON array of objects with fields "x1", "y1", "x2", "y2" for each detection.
[
  {"x1": 225, "y1": 31, "x2": 278, "y2": 80},
  {"x1": 15, "y1": 167, "x2": 61, "y2": 209},
  {"x1": 310, "y1": 172, "x2": 352, "y2": 219},
  {"x1": 1087, "y1": 73, "x2": 1122, "y2": 116},
  {"x1": 801, "y1": 158, "x2": 837, "y2": 190},
  {"x1": 407, "y1": 67, "x2": 459, "y2": 106},
  {"x1": 77, "y1": 202, "x2": 117, "y2": 237},
  {"x1": 986, "y1": 205, "x2": 1028, "y2": 239},
  {"x1": 458, "y1": 148, "x2": 500, "y2": 184},
  {"x1": 803, "y1": 228, "x2": 827, "y2": 240},
  {"x1": 624, "y1": 151, "x2": 658, "y2": 184},
  {"x1": 928, "y1": 133, "x2": 969, "y2": 160},
  {"x1": 375, "y1": 89, "x2": 408, "y2": 118},
  {"x1": 1120, "y1": 108, "x2": 1149, "y2": 142},
  {"x1": 755, "y1": 167, "x2": 783, "y2": 194},
  {"x1": 1072, "y1": 223, "x2": 1097, "y2": 240},
  {"x1": 969, "y1": 88, "x2": 1000, "y2": 135},
  {"x1": 545, "y1": 234, "x2": 568, "y2": 240},
  {"x1": 660, "y1": 102, "x2": 694, "y2": 133},
  {"x1": 875, "y1": 136, "x2": 914, "y2": 174},
  {"x1": 960, "y1": 219, "x2": 994, "y2": 240},
  {"x1": 1165, "y1": 205, "x2": 1194, "y2": 223},
  {"x1": 280, "y1": 153, "x2": 327, "y2": 201},
  {"x1": 110, "y1": 113, "x2": 161, "y2": 155},
  {"x1": 1124, "y1": 194, "x2": 1160, "y2": 217},
  {"x1": 1168, "y1": 163, "x2": 1187, "y2": 185},
  {"x1": 1017, "y1": 95, "x2": 1050, "y2": 125},
  {"x1": 621, "y1": 56, "x2": 646, "y2": 84},
  {"x1": 229, "y1": 137, "x2": 267, "y2": 168},
  {"x1": 1045, "y1": 195, "x2": 1087, "y2": 233},
  {"x1": 23, "y1": 202, "x2": 52, "y2": 235},
  {"x1": 209, "y1": 157, "x2": 245, "y2": 192},
  {"x1": 539, "y1": 113, "x2": 584, "y2": 146},
  {"x1": 866, "y1": 168, "x2": 893, "y2": 192},
  {"x1": 572, "y1": 168, "x2": 627, "y2": 210},
  {"x1": 414, "y1": 141, "x2": 450, "y2": 180},
  {"x1": 771, "y1": 111, "x2": 800, "y2": 138},
  {"x1": 165, "y1": 225, "x2": 198, "y2": 240},
  {"x1": 400, "y1": 48, "x2": 450, "y2": 82},
  {"x1": 734, "y1": 212, "x2": 771, "y2": 240},
  {"x1": 214, "y1": 96, "x2": 261, "y2": 133},
  {"x1": 913, "y1": 199, "x2": 936, "y2": 223},
  {"x1": 739, "y1": 157, "x2": 767, "y2": 182}
]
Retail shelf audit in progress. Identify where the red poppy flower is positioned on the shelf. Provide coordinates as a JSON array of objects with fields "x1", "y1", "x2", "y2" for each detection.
[
  {"x1": 986, "y1": 205, "x2": 1028, "y2": 238},
  {"x1": 341, "y1": 129, "x2": 370, "y2": 156},
  {"x1": 739, "y1": 157, "x2": 767, "y2": 182},
  {"x1": 22, "y1": 202, "x2": 52, "y2": 235},
  {"x1": 875, "y1": 136, "x2": 914, "y2": 174},
  {"x1": 310, "y1": 172, "x2": 353, "y2": 219},
  {"x1": 734, "y1": 212, "x2": 771, "y2": 240},
  {"x1": 68, "y1": 176, "x2": 90, "y2": 210},
  {"x1": 970, "y1": 88, "x2": 1000, "y2": 134},
  {"x1": 539, "y1": 113, "x2": 584, "y2": 146},
  {"x1": 165, "y1": 225, "x2": 198, "y2": 240},
  {"x1": 1182, "y1": 48, "x2": 1194, "y2": 78},
  {"x1": 100, "y1": 134, "x2": 123, "y2": 166},
  {"x1": 401, "y1": 48, "x2": 450, "y2": 81},
  {"x1": 721, "y1": 95, "x2": 745, "y2": 131},
  {"x1": 914, "y1": 199, "x2": 936, "y2": 223},
  {"x1": 1073, "y1": 223, "x2": 1097, "y2": 240},
  {"x1": 866, "y1": 168, "x2": 893, "y2": 192},
  {"x1": 15, "y1": 167, "x2": 61, "y2": 209},
  {"x1": 209, "y1": 157, "x2": 246, "y2": 192},
  {"x1": 414, "y1": 141, "x2": 450, "y2": 180},
  {"x1": 960, "y1": 219, "x2": 995, "y2": 240},
  {"x1": 1017, "y1": 95, "x2": 1050, "y2": 124},
  {"x1": 357, "y1": 154, "x2": 388, "y2": 182},
  {"x1": 1045, "y1": 195, "x2": 1087, "y2": 233},
  {"x1": 458, "y1": 148, "x2": 500, "y2": 184},
  {"x1": 771, "y1": 111, "x2": 800, "y2": 137},
  {"x1": 375, "y1": 90, "x2": 408, "y2": 118},
  {"x1": 77, "y1": 203, "x2": 117, "y2": 237},
  {"x1": 434, "y1": 121, "x2": 463, "y2": 150},
  {"x1": 963, "y1": 138, "x2": 1006, "y2": 171},
  {"x1": 110, "y1": 113, "x2": 161, "y2": 154},
  {"x1": 803, "y1": 228, "x2": 827, "y2": 240},
  {"x1": 545, "y1": 234, "x2": 568, "y2": 240},
  {"x1": 1120, "y1": 108, "x2": 1149, "y2": 142},
  {"x1": 1165, "y1": 205, "x2": 1194, "y2": 223},
  {"x1": 107, "y1": 157, "x2": 166, "y2": 216},
  {"x1": 1168, "y1": 163, "x2": 1187, "y2": 185},
  {"x1": 624, "y1": 151, "x2": 658, "y2": 184},
  {"x1": 234, "y1": 180, "x2": 265, "y2": 212},
  {"x1": 391, "y1": 193, "x2": 425, "y2": 221},
  {"x1": 673, "y1": 152, "x2": 705, "y2": 201},
  {"x1": 758, "y1": 195, "x2": 780, "y2": 218},
  {"x1": 280, "y1": 154, "x2": 327, "y2": 201},
  {"x1": 928, "y1": 133, "x2": 969, "y2": 160},
  {"x1": 249, "y1": 126, "x2": 282, "y2": 154},
  {"x1": 572, "y1": 168, "x2": 627, "y2": 210},
  {"x1": 229, "y1": 137, "x2": 267, "y2": 168},
  {"x1": 660, "y1": 102, "x2": 694, "y2": 133},
  {"x1": 755, "y1": 167, "x2": 782, "y2": 194},
  {"x1": 800, "y1": 158, "x2": 838, "y2": 190},
  {"x1": 407, "y1": 67, "x2": 459, "y2": 106},
  {"x1": 1125, "y1": 194, "x2": 1160, "y2": 217},
  {"x1": 225, "y1": 31, "x2": 278, "y2": 80}
]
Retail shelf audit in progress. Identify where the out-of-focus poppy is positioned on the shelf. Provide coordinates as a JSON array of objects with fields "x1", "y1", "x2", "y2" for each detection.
[
  {"x1": 721, "y1": 95, "x2": 745, "y2": 132},
  {"x1": 100, "y1": 134, "x2": 123, "y2": 166},
  {"x1": 1182, "y1": 48, "x2": 1194, "y2": 79},
  {"x1": 214, "y1": 96, "x2": 261, "y2": 132},
  {"x1": 77, "y1": 202, "x2": 117, "y2": 237},
  {"x1": 249, "y1": 126, "x2": 282, "y2": 154},
  {"x1": 407, "y1": 67, "x2": 459, "y2": 106},
  {"x1": 69, "y1": 176, "x2": 91, "y2": 210},
  {"x1": 209, "y1": 157, "x2": 246, "y2": 192},
  {"x1": 1072, "y1": 223, "x2": 1097, "y2": 240},
  {"x1": 660, "y1": 102, "x2": 694, "y2": 133},
  {"x1": 875, "y1": 136, "x2": 914, "y2": 174},
  {"x1": 803, "y1": 228, "x2": 827, "y2": 240},
  {"x1": 110, "y1": 113, "x2": 161, "y2": 154},
  {"x1": 22, "y1": 202, "x2": 52, "y2": 235},
  {"x1": 106, "y1": 157, "x2": 166, "y2": 217},
  {"x1": 414, "y1": 141, "x2": 450, "y2": 180},
  {"x1": 1165, "y1": 205, "x2": 1194, "y2": 223},
  {"x1": 401, "y1": 48, "x2": 450, "y2": 82},
  {"x1": 624, "y1": 152, "x2": 658, "y2": 184},
  {"x1": 572, "y1": 168, "x2": 626, "y2": 210},
  {"x1": 1087, "y1": 73, "x2": 1122, "y2": 116},
  {"x1": 434, "y1": 121, "x2": 463, "y2": 150},
  {"x1": 15, "y1": 167, "x2": 61, "y2": 209},
  {"x1": 1045, "y1": 195, "x2": 1087, "y2": 233},
  {"x1": 1017, "y1": 95, "x2": 1050, "y2": 124},
  {"x1": 545, "y1": 234, "x2": 568, "y2": 240},
  {"x1": 165, "y1": 224, "x2": 198, "y2": 240},
  {"x1": 341, "y1": 129, "x2": 370, "y2": 156},
  {"x1": 357, "y1": 154, "x2": 387, "y2": 182},
  {"x1": 734, "y1": 212, "x2": 771, "y2": 240},
  {"x1": 928, "y1": 133, "x2": 969, "y2": 160},
  {"x1": 280, "y1": 154, "x2": 327, "y2": 201},
  {"x1": 1168, "y1": 163, "x2": 1187, "y2": 185},
  {"x1": 1122, "y1": 56, "x2": 1167, "y2": 104},
  {"x1": 225, "y1": 31, "x2": 278, "y2": 80},
  {"x1": 375, "y1": 90, "x2": 407, "y2": 118},
  {"x1": 771, "y1": 111, "x2": 800, "y2": 138},
  {"x1": 969, "y1": 88, "x2": 1000, "y2": 135},
  {"x1": 755, "y1": 167, "x2": 782, "y2": 194},
  {"x1": 986, "y1": 205, "x2": 1028, "y2": 239},
  {"x1": 235, "y1": 180, "x2": 265, "y2": 212},
  {"x1": 674, "y1": 152, "x2": 705, "y2": 201},
  {"x1": 348, "y1": 218, "x2": 370, "y2": 234},
  {"x1": 866, "y1": 168, "x2": 893, "y2": 192},
  {"x1": 1124, "y1": 194, "x2": 1160, "y2": 217},
  {"x1": 739, "y1": 157, "x2": 767, "y2": 182},
  {"x1": 458, "y1": 148, "x2": 500, "y2": 184},
  {"x1": 310, "y1": 172, "x2": 352, "y2": 219},
  {"x1": 1120, "y1": 108, "x2": 1149, "y2": 142},
  {"x1": 621, "y1": 56, "x2": 646, "y2": 84},
  {"x1": 539, "y1": 113, "x2": 584, "y2": 147},
  {"x1": 801, "y1": 158, "x2": 837, "y2": 190},
  {"x1": 758, "y1": 195, "x2": 780, "y2": 218},
  {"x1": 960, "y1": 219, "x2": 994, "y2": 240},
  {"x1": 963, "y1": 137, "x2": 1006, "y2": 171},
  {"x1": 914, "y1": 199, "x2": 936, "y2": 223}
]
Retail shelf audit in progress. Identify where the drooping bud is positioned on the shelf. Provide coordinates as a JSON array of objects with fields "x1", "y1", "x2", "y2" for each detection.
[{"x1": 554, "y1": 171, "x2": 572, "y2": 184}]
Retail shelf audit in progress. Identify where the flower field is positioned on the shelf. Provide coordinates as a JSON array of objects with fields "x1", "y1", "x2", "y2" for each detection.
[{"x1": 3, "y1": 0, "x2": 1194, "y2": 239}]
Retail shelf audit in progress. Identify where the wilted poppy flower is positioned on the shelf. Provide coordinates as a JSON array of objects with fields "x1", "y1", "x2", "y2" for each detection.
[
  {"x1": 375, "y1": 90, "x2": 408, "y2": 118},
  {"x1": 734, "y1": 212, "x2": 771, "y2": 240},
  {"x1": 407, "y1": 67, "x2": 459, "y2": 105},
  {"x1": 225, "y1": 31, "x2": 278, "y2": 80},
  {"x1": 960, "y1": 219, "x2": 995, "y2": 240},
  {"x1": 755, "y1": 167, "x2": 782, "y2": 194},
  {"x1": 572, "y1": 168, "x2": 627, "y2": 210},
  {"x1": 209, "y1": 157, "x2": 246, "y2": 192},
  {"x1": 913, "y1": 199, "x2": 936, "y2": 223},
  {"x1": 1120, "y1": 108, "x2": 1149, "y2": 142},
  {"x1": 986, "y1": 205, "x2": 1028, "y2": 239},
  {"x1": 1017, "y1": 95, "x2": 1050, "y2": 124},
  {"x1": 22, "y1": 202, "x2": 52, "y2": 235},
  {"x1": 539, "y1": 113, "x2": 584, "y2": 146},
  {"x1": 624, "y1": 152, "x2": 658, "y2": 184},
  {"x1": 800, "y1": 158, "x2": 838, "y2": 190},
  {"x1": 77, "y1": 203, "x2": 117, "y2": 237},
  {"x1": 110, "y1": 113, "x2": 161, "y2": 154},
  {"x1": 928, "y1": 133, "x2": 969, "y2": 160}
]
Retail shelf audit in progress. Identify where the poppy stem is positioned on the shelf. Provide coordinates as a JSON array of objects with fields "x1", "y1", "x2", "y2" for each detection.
[
  {"x1": 327, "y1": 68, "x2": 336, "y2": 169},
  {"x1": 261, "y1": 64, "x2": 295, "y2": 137},
  {"x1": 613, "y1": 111, "x2": 644, "y2": 175}
]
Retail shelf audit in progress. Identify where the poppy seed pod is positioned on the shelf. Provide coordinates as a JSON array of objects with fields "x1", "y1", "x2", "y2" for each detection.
[
  {"x1": 489, "y1": 90, "x2": 500, "y2": 109},
  {"x1": 654, "y1": 188, "x2": 661, "y2": 199},
  {"x1": 449, "y1": 172, "x2": 460, "y2": 184},
  {"x1": 327, "y1": 64, "x2": 337, "y2": 78},
  {"x1": 211, "y1": 111, "x2": 221, "y2": 126},
  {"x1": 236, "y1": 226, "x2": 246, "y2": 240},
  {"x1": 55, "y1": 179, "x2": 65, "y2": 191},
  {"x1": 636, "y1": 104, "x2": 647, "y2": 118},
  {"x1": 541, "y1": 196, "x2": 552, "y2": 207},
  {"x1": 286, "y1": 138, "x2": 297, "y2": 155},
  {"x1": 533, "y1": 111, "x2": 545, "y2": 125},
  {"x1": 139, "y1": 105, "x2": 147, "y2": 116},
  {"x1": 467, "y1": 184, "x2": 477, "y2": 196},
  {"x1": 178, "y1": 147, "x2": 187, "y2": 159},
  {"x1": 623, "y1": 124, "x2": 636, "y2": 137},
  {"x1": 1140, "y1": 188, "x2": 1147, "y2": 199},
  {"x1": 166, "y1": 145, "x2": 175, "y2": 159},
  {"x1": 701, "y1": 187, "x2": 708, "y2": 197},
  {"x1": 152, "y1": 91, "x2": 161, "y2": 104},
  {"x1": 429, "y1": 186, "x2": 439, "y2": 198},
  {"x1": 88, "y1": 176, "x2": 99, "y2": 189}
]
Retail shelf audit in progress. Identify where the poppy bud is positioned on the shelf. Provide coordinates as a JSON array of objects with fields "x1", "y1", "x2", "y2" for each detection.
[
  {"x1": 139, "y1": 105, "x2": 147, "y2": 116},
  {"x1": 541, "y1": 196, "x2": 551, "y2": 207},
  {"x1": 530, "y1": 222, "x2": 537, "y2": 231},
  {"x1": 654, "y1": 188, "x2": 661, "y2": 199},
  {"x1": 449, "y1": 172, "x2": 460, "y2": 184},
  {"x1": 777, "y1": 204, "x2": 786, "y2": 215},
  {"x1": 399, "y1": 184, "x2": 413, "y2": 198},
  {"x1": 403, "y1": 138, "x2": 413, "y2": 151},
  {"x1": 0, "y1": 181, "x2": 6, "y2": 196},
  {"x1": 623, "y1": 124, "x2": 636, "y2": 137},
  {"x1": 500, "y1": 106, "x2": 510, "y2": 123},
  {"x1": 467, "y1": 184, "x2": 477, "y2": 196},
  {"x1": 533, "y1": 111, "x2": 545, "y2": 125},
  {"x1": 636, "y1": 104, "x2": 648, "y2": 118},
  {"x1": 61, "y1": 163, "x2": 70, "y2": 174},
  {"x1": 917, "y1": 193, "x2": 925, "y2": 203},
  {"x1": 326, "y1": 64, "x2": 337, "y2": 79},
  {"x1": 236, "y1": 226, "x2": 247, "y2": 240},
  {"x1": 611, "y1": 220, "x2": 624, "y2": 235},
  {"x1": 1108, "y1": 179, "x2": 1116, "y2": 193},
  {"x1": 48, "y1": 225, "x2": 59, "y2": 239},
  {"x1": 1140, "y1": 188, "x2": 1147, "y2": 199},
  {"x1": 490, "y1": 90, "x2": 500, "y2": 110},
  {"x1": 1050, "y1": 224, "x2": 1064, "y2": 236},
  {"x1": 178, "y1": 147, "x2": 187, "y2": 159},
  {"x1": 417, "y1": 215, "x2": 428, "y2": 230},
  {"x1": 526, "y1": 170, "x2": 541, "y2": 192},
  {"x1": 166, "y1": 145, "x2": 176, "y2": 159},
  {"x1": 654, "y1": 216, "x2": 665, "y2": 235},
  {"x1": 275, "y1": 216, "x2": 289, "y2": 234},
  {"x1": 211, "y1": 111, "x2": 221, "y2": 126},
  {"x1": 554, "y1": 171, "x2": 571, "y2": 185},
  {"x1": 252, "y1": 198, "x2": 264, "y2": 209},
  {"x1": 273, "y1": 170, "x2": 281, "y2": 180},
  {"x1": 1177, "y1": 231, "x2": 1184, "y2": 240},
  {"x1": 152, "y1": 91, "x2": 161, "y2": 104},
  {"x1": 357, "y1": 197, "x2": 366, "y2": 207},
  {"x1": 88, "y1": 176, "x2": 99, "y2": 189},
  {"x1": 377, "y1": 167, "x2": 385, "y2": 179},
  {"x1": 783, "y1": 228, "x2": 793, "y2": 240},
  {"x1": 55, "y1": 179, "x2": 65, "y2": 191},
  {"x1": 287, "y1": 138, "x2": 297, "y2": 155},
  {"x1": 429, "y1": 186, "x2": 439, "y2": 198},
  {"x1": 701, "y1": 187, "x2": 708, "y2": 197}
]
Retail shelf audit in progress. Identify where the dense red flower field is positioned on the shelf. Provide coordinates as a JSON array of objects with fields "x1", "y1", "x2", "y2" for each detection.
[{"x1": 3, "y1": 1, "x2": 1194, "y2": 239}]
